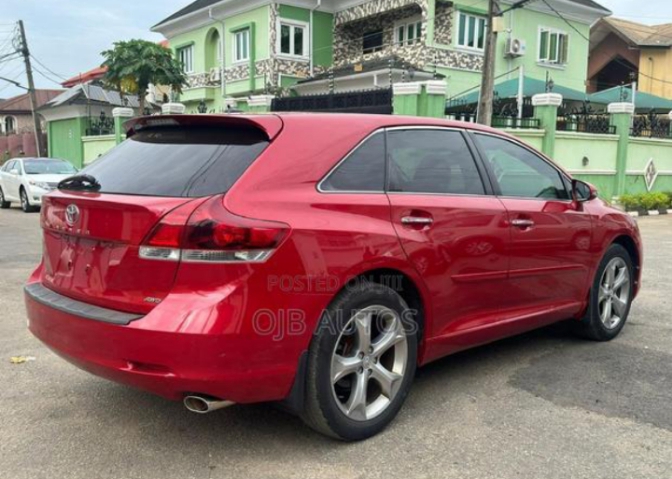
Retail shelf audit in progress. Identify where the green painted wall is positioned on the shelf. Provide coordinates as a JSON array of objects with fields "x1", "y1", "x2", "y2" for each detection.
[
  {"x1": 226, "y1": 7, "x2": 269, "y2": 68},
  {"x1": 313, "y1": 11, "x2": 334, "y2": 67},
  {"x1": 555, "y1": 132, "x2": 619, "y2": 171},
  {"x1": 82, "y1": 135, "x2": 116, "y2": 165},
  {"x1": 171, "y1": 23, "x2": 223, "y2": 76},
  {"x1": 441, "y1": 0, "x2": 592, "y2": 96},
  {"x1": 48, "y1": 118, "x2": 85, "y2": 169},
  {"x1": 278, "y1": 5, "x2": 334, "y2": 68},
  {"x1": 508, "y1": 129, "x2": 544, "y2": 150}
]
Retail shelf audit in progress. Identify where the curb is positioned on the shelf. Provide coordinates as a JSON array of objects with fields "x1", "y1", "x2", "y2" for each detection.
[{"x1": 627, "y1": 209, "x2": 672, "y2": 217}]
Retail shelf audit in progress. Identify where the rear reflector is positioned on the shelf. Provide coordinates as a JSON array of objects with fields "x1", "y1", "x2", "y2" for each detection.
[{"x1": 140, "y1": 196, "x2": 288, "y2": 264}]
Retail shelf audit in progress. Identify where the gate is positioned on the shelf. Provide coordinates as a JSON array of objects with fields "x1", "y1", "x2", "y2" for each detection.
[{"x1": 271, "y1": 88, "x2": 393, "y2": 115}]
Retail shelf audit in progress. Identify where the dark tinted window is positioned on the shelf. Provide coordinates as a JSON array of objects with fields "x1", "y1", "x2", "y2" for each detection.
[
  {"x1": 82, "y1": 126, "x2": 269, "y2": 197},
  {"x1": 475, "y1": 134, "x2": 569, "y2": 200},
  {"x1": 387, "y1": 129, "x2": 485, "y2": 195},
  {"x1": 363, "y1": 30, "x2": 384, "y2": 53},
  {"x1": 320, "y1": 133, "x2": 385, "y2": 192}
]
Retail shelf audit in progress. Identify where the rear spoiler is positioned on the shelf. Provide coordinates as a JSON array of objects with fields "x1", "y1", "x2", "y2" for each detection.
[{"x1": 124, "y1": 114, "x2": 284, "y2": 141}]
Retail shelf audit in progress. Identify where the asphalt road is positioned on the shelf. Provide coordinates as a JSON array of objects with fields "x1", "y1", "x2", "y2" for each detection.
[{"x1": 1, "y1": 206, "x2": 671, "y2": 479}]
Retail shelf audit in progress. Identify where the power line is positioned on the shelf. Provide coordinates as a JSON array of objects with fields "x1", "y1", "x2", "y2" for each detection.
[
  {"x1": 30, "y1": 54, "x2": 68, "y2": 81},
  {"x1": 32, "y1": 65, "x2": 65, "y2": 86}
]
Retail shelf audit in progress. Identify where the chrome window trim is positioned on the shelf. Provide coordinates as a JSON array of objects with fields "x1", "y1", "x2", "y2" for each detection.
[{"x1": 471, "y1": 130, "x2": 573, "y2": 203}]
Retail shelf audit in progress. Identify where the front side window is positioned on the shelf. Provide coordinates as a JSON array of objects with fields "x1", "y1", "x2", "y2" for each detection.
[
  {"x1": 320, "y1": 133, "x2": 385, "y2": 192},
  {"x1": 475, "y1": 134, "x2": 569, "y2": 200},
  {"x1": 397, "y1": 18, "x2": 422, "y2": 46},
  {"x1": 457, "y1": 12, "x2": 487, "y2": 51},
  {"x1": 279, "y1": 21, "x2": 307, "y2": 57},
  {"x1": 177, "y1": 46, "x2": 194, "y2": 73},
  {"x1": 539, "y1": 28, "x2": 568, "y2": 65},
  {"x1": 363, "y1": 29, "x2": 384, "y2": 54},
  {"x1": 234, "y1": 29, "x2": 250, "y2": 63},
  {"x1": 387, "y1": 129, "x2": 485, "y2": 195}
]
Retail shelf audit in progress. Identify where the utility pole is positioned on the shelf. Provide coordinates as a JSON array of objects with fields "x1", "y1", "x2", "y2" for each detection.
[
  {"x1": 476, "y1": 0, "x2": 500, "y2": 126},
  {"x1": 17, "y1": 20, "x2": 43, "y2": 157}
]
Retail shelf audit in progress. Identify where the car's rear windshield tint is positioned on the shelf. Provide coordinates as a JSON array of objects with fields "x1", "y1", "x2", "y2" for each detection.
[{"x1": 81, "y1": 126, "x2": 269, "y2": 197}]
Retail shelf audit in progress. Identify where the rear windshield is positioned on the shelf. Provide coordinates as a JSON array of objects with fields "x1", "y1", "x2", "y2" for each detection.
[{"x1": 81, "y1": 126, "x2": 269, "y2": 197}]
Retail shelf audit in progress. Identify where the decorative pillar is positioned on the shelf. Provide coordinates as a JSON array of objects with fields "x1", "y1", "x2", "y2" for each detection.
[
  {"x1": 112, "y1": 107, "x2": 134, "y2": 145},
  {"x1": 162, "y1": 103, "x2": 186, "y2": 115},
  {"x1": 608, "y1": 102, "x2": 635, "y2": 198},
  {"x1": 532, "y1": 93, "x2": 563, "y2": 158},
  {"x1": 247, "y1": 95, "x2": 275, "y2": 113},
  {"x1": 393, "y1": 82, "x2": 422, "y2": 116},
  {"x1": 421, "y1": 80, "x2": 447, "y2": 118}
]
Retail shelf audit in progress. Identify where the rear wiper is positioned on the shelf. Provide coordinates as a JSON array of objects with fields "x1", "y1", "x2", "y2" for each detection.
[{"x1": 58, "y1": 174, "x2": 101, "y2": 192}]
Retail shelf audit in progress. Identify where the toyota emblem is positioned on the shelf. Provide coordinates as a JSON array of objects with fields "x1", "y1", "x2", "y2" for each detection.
[{"x1": 65, "y1": 204, "x2": 80, "y2": 226}]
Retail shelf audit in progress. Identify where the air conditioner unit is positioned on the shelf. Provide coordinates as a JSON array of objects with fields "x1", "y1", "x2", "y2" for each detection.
[
  {"x1": 209, "y1": 67, "x2": 222, "y2": 83},
  {"x1": 505, "y1": 38, "x2": 526, "y2": 57}
]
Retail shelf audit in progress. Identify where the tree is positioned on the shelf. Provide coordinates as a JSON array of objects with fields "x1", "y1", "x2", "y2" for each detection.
[{"x1": 102, "y1": 39, "x2": 188, "y2": 114}]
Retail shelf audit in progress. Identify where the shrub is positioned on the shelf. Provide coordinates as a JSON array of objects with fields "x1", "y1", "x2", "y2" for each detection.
[{"x1": 621, "y1": 192, "x2": 672, "y2": 211}]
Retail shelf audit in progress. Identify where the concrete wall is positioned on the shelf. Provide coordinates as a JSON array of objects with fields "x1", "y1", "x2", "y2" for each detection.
[{"x1": 82, "y1": 135, "x2": 116, "y2": 165}]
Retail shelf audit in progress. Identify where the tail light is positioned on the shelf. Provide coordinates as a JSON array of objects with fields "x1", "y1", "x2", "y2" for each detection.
[{"x1": 140, "y1": 196, "x2": 289, "y2": 263}]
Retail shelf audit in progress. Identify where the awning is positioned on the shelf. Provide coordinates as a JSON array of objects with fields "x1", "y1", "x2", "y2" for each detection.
[
  {"x1": 587, "y1": 85, "x2": 672, "y2": 111},
  {"x1": 447, "y1": 76, "x2": 589, "y2": 105}
]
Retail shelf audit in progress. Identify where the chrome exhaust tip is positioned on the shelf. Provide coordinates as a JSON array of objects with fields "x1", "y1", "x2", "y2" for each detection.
[{"x1": 183, "y1": 395, "x2": 235, "y2": 414}]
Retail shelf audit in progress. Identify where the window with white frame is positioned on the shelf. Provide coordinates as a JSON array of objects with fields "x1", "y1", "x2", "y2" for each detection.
[
  {"x1": 278, "y1": 21, "x2": 308, "y2": 58},
  {"x1": 396, "y1": 17, "x2": 422, "y2": 46},
  {"x1": 177, "y1": 45, "x2": 194, "y2": 73},
  {"x1": 457, "y1": 12, "x2": 487, "y2": 51},
  {"x1": 233, "y1": 29, "x2": 250, "y2": 63},
  {"x1": 538, "y1": 28, "x2": 569, "y2": 65}
]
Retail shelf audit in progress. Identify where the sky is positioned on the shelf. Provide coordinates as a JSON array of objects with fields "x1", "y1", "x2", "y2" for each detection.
[{"x1": 1, "y1": 0, "x2": 672, "y2": 99}]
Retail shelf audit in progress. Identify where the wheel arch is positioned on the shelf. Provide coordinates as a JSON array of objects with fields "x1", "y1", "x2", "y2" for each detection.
[{"x1": 611, "y1": 234, "x2": 641, "y2": 293}]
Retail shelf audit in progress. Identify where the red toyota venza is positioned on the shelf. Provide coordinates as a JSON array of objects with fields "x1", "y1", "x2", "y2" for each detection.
[{"x1": 25, "y1": 114, "x2": 642, "y2": 440}]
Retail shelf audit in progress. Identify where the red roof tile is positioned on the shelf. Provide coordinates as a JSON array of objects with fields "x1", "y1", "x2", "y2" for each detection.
[{"x1": 0, "y1": 90, "x2": 64, "y2": 113}]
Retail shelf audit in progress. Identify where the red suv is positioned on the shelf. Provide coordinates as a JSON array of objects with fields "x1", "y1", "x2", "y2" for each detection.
[{"x1": 25, "y1": 114, "x2": 642, "y2": 440}]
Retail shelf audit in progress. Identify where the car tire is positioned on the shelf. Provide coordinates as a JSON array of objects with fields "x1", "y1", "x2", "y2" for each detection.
[
  {"x1": 0, "y1": 187, "x2": 10, "y2": 209},
  {"x1": 301, "y1": 281, "x2": 418, "y2": 441},
  {"x1": 573, "y1": 244, "x2": 634, "y2": 341},
  {"x1": 20, "y1": 188, "x2": 36, "y2": 213}
]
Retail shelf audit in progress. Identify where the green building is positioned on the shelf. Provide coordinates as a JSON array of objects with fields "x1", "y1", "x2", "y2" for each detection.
[{"x1": 152, "y1": 0, "x2": 611, "y2": 110}]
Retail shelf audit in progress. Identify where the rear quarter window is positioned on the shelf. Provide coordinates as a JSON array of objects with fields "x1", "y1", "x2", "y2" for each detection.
[
  {"x1": 81, "y1": 126, "x2": 269, "y2": 197},
  {"x1": 319, "y1": 132, "x2": 385, "y2": 192}
]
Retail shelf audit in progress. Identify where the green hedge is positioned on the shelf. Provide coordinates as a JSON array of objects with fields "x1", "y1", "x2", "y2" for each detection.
[{"x1": 620, "y1": 192, "x2": 672, "y2": 212}]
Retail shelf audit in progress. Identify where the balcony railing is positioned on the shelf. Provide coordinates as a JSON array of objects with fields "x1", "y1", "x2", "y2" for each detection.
[{"x1": 86, "y1": 116, "x2": 114, "y2": 136}]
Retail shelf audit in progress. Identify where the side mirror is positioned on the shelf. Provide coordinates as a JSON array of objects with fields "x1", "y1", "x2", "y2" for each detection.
[
  {"x1": 10, "y1": 169, "x2": 19, "y2": 175},
  {"x1": 572, "y1": 179, "x2": 598, "y2": 202}
]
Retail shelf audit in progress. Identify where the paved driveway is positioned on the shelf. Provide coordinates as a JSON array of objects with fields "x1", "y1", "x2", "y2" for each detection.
[{"x1": 1, "y1": 207, "x2": 670, "y2": 479}]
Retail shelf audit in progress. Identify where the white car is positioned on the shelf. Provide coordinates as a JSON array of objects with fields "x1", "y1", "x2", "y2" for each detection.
[{"x1": 0, "y1": 158, "x2": 78, "y2": 213}]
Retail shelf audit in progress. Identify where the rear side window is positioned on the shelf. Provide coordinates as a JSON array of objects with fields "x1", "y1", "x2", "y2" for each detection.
[
  {"x1": 82, "y1": 126, "x2": 269, "y2": 197},
  {"x1": 320, "y1": 132, "x2": 385, "y2": 192},
  {"x1": 387, "y1": 129, "x2": 485, "y2": 195}
]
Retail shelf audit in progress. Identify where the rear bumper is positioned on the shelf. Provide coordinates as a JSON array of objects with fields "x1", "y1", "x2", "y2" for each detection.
[{"x1": 25, "y1": 282, "x2": 302, "y2": 403}]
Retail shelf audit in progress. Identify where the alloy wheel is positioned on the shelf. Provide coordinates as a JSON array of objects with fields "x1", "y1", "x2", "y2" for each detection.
[
  {"x1": 598, "y1": 257, "x2": 631, "y2": 330},
  {"x1": 21, "y1": 190, "x2": 28, "y2": 210},
  {"x1": 330, "y1": 305, "x2": 408, "y2": 422}
]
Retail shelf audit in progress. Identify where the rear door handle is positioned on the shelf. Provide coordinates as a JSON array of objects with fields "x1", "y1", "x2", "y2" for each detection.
[
  {"x1": 401, "y1": 216, "x2": 434, "y2": 225},
  {"x1": 401, "y1": 216, "x2": 434, "y2": 226},
  {"x1": 511, "y1": 219, "x2": 535, "y2": 228}
]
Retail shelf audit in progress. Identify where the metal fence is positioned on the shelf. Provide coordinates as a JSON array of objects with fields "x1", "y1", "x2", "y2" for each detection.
[
  {"x1": 631, "y1": 114, "x2": 671, "y2": 139},
  {"x1": 86, "y1": 116, "x2": 114, "y2": 136},
  {"x1": 271, "y1": 88, "x2": 393, "y2": 115},
  {"x1": 491, "y1": 117, "x2": 541, "y2": 129},
  {"x1": 556, "y1": 114, "x2": 616, "y2": 135}
]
